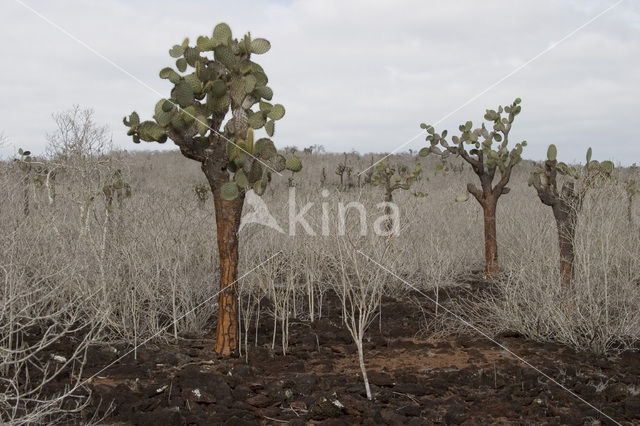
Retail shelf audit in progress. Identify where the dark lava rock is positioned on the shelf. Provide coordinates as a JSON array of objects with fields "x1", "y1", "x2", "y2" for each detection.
[
  {"x1": 604, "y1": 382, "x2": 628, "y2": 402},
  {"x1": 310, "y1": 394, "x2": 345, "y2": 419},
  {"x1": 444, "y1": 407, "x2": 468, "y2": 425},
  {"x1": 294, "y1": 373, "x2": 319, "y2": 390},
  {"x1": 380, "y1": 408, "x2": 406, "y2": 424},
  {"x1": 223, "y1": 416, "x2": 256, "y2": 426},
  {"x1": 246, "y1": 393, "x2": 272, "y2": 408},
  {"x1": 340, "y1": 394, "x2": 369, "y2": 416},
  {"x1": 177, "y1": 366, "x2": 232, "y2": 405},
  {"x1": 229, "y1": 364, "x2": 257, "y2": 378},
  {"x1": 132, "y1": 407, "x2": 185, "y2": 426},
  {"x1": 624, "y1": 397, "x2": 640, "y2": 418},
  {"x1": 368, "y1": 371, "x2": 395, "y2": 387},
  {"x1": 397, "y1": 404, "x2": 422, "y2": 417},
  {"x1": 393, "y1": 383, "x2": 427, "y2": 396},
  {"x1": 232, "y1": 384, "x2": 254, "y2": 401},
  {"x1": 180, "y1": 387, "x2": 216, "y2": 404}
]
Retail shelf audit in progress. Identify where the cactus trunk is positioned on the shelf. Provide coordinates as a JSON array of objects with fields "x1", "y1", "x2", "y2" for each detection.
[
  {"x1": 483, "y1": 199, "x2": 499, "y2": 279},
  {"x1": 210, "y1": 179, "x2": 245, "y2": 356},
  {"x1": 552, "y1": 201, "x2": 577, "y2": 289}
]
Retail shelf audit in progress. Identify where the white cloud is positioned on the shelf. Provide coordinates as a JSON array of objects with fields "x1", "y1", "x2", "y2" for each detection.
[{"x1": 0, "y1": 0, "x2": 637, "y2": 164}]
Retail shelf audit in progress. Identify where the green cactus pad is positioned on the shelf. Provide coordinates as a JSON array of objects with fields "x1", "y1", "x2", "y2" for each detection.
[
  {"x1": 248, "y1": 111, "x2": 266, "y2": 129},
  {"x1": 210, "y1": 79, "x2": 227, "y2": 97},
  {"x1": 195, "y1": 115, "x2": 209, "y2": 136},
  {"x1": 253, "y1": 85, "x2": 273, "y2": 101},
  {"x1": 418, "y1": 147, "x2": 430, "y2": 157},
  {"x1": 600, "y1": 160, "x2": 614, "y2": 174},
  {"x1": 220, "y1": 181, "x2": 239, "y2": 200},
  {"x1": 197, "y1": 35, "x2": 215, "y2": 51},
  {"x1": 169, "y1": 45, "x2": 184, "y2": 58},
  {"x1": 251, "y1": 38, "x2": 271, "y2": 54},
  {"x1": 214, "y1": 45, "x2": 236, "y2": 70},
  {"x1": 253, "y1": 180, "x2": 266, "y2": 196},
  {"x1": 265, "y1": 120, "x2": 275, "y2": 137},
  {"x1": 138, "y1": 121, "x2": 166, "y2": 142},
  {"x1": 285, "y1": 156, "x2": 302, "y2": 172},
  {"x1": 176, "y1": 58, "x2": 188, "y2": 73},
  {"x1": 173, "y1": 80, "x2": 194, "y2": 107},
  {"x1": 212, "y1": 23, "x2": 232, "y2": 46},
  {"x1": 267, "y1": 104, "x2": 285, "y2": 120},
  {"x1": 254, "y1": 138, "x2": 276, "y2": 159},
  {"x1": 234, "y1": 170, "x2": 249, "y2": 188}
]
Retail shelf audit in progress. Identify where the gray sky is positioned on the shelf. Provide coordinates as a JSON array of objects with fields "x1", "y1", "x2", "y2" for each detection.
[{"x1": 1, "y1": 0, "x2": 638, "y2": 164}]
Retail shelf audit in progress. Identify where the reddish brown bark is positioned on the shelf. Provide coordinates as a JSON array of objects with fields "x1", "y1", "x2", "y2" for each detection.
[
  {"x1": 552, "y1": 199, "x2": 577, "y2": 289},
  {"x1": 482, "y1": 199, "x2": 499, "y2": 279},
  {"x1": 534, "y1": 172, "x2": 579, "y2": 290},
  {"x1": 210, "y1": 186, "x2": 244, "y2": 356}
]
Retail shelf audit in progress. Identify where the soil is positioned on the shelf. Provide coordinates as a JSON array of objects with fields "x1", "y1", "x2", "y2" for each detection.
[{"x1": 31, "y1": 283, "x2": 640, "y2": 425}]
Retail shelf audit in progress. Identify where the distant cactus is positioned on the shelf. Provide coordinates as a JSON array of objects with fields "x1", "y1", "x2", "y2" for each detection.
[
  {"x1": 335, "y1": 153, "x2": 352, "y2": 191},
  {"x1": 102, "y1": 169, "x2": 131, "y2": 211},
  {"x1": 372, "y1": 162, "x2": 421, "y2": 203},
  {"x1": 122, "y1": 24, "x2": 300, "y2": 356},
  {"x1": 420, "y1": 98, "x2": 526, "y2": 279},
  {"x1": 193, "y1": 182, "x2": 210, "y2": 208},
  {"x1": 372, "y1": 161, "x2": 421, "y2": 232},
  {"x1": 529, "y1": 146, "x2": 614, "y2": 287}
]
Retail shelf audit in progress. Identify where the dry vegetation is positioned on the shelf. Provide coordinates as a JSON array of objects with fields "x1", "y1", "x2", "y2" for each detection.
[{"x1": 1, "y1": 127, "x2": 639, "y2": 422}]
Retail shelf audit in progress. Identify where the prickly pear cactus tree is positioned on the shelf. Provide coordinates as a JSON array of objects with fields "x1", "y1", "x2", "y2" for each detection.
[
  {"x1": 102, "y1": 169, "x2": 131, "y2": 212},
  {"x1": 335, "y1": 153, "x2": 352, "y2": 190},
  {"x1": 372, "y1": 161, "x2": 421, "y2": 232},
  {"x1": 123, "y1": 24, "x2": 300, "y2": 356},
  {"x1": 372, "y1": 162, "x2": 421, "y2": 203},
  {"x1": 419, "y1": 98, "x2": 526, "y2": 278},
  {"x1": 529, "y1": 145, "x2": 614, "y2": 287}
]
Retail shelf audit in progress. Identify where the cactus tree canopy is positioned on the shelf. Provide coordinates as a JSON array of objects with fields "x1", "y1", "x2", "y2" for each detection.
[{"x1": 123, "y1": 24, "x2": 300, "y2": 356}]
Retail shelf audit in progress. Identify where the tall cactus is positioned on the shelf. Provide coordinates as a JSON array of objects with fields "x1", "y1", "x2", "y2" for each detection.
[
  {"x1": 419, "y1": 98, "x2": 526, "y2": 278},
  {"x1": 529, "y1": 146, "x2": 614, "y2": 288},
  {"x1": 123, "y1": 24, "x2": 301, "y2": 356}
]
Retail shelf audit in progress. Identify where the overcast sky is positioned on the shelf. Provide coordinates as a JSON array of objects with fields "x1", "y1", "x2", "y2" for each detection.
[{"x1": 1, "y1": 0, "x2": 638, "y2": 164}]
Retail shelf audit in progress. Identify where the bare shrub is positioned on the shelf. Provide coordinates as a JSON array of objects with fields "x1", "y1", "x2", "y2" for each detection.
[{"x1": 453, "y1": 183, "x2": 640, "y2": 354}]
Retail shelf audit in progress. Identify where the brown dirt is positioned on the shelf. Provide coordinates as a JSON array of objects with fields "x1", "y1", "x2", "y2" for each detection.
[{"x1": 24, "y1": 288, "x2": 640, "y2": 425}]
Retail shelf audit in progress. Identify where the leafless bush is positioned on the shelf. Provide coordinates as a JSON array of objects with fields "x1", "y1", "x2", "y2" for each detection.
[
  {"x1": 0, "y1": 177, "x2": 105, "y2": 424},
  {"x1": 450, "y1": 183, "x2": 640, "y2": 354}
]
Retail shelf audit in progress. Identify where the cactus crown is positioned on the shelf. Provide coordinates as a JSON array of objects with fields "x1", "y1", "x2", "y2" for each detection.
[
  {"x1": 372, "y1": 161, "x2": 421, "y2": 191},
  {"x1": 529, "y1": 145, "x2": 615, "y2": 200},
  {"x1": 419, "y1": 98, "x2": 527, "y2": 173},
  {"x1": 123, "y1": 23, "x2": 301, "y2": 200}
]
